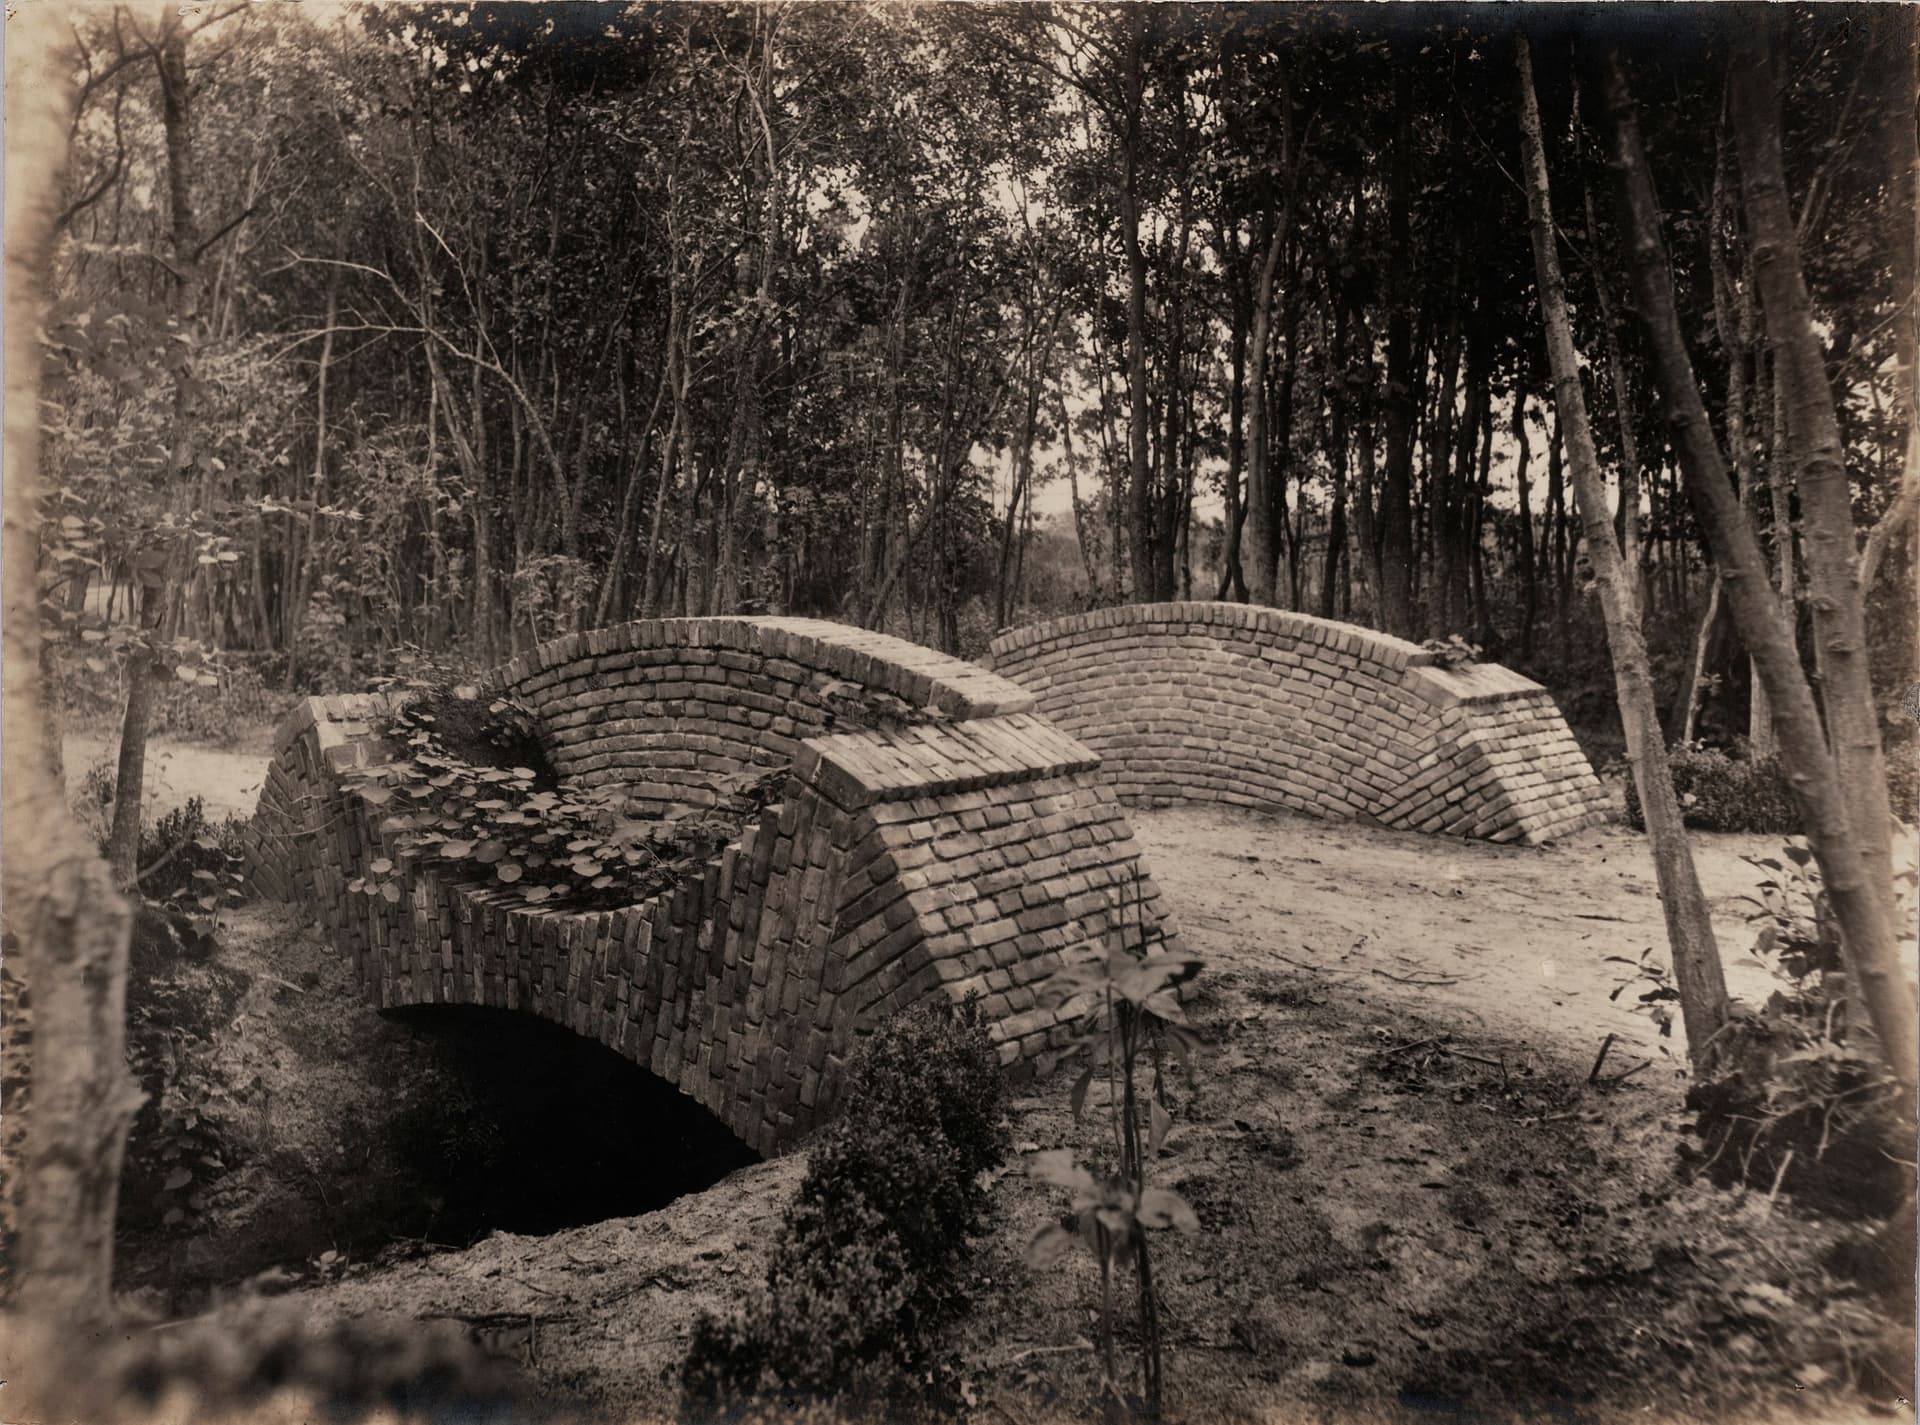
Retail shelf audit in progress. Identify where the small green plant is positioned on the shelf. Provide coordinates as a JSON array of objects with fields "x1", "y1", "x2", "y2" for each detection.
[
  {"x1": 346, "y1": 685, "x2": 783, "y2": 912},
  {"x1": 1026, "y1": 875, "x2": 1203, "y2": 1422},
  {"x1": 680, "y1": 998, "x2": 1007, "y2": 1422}
]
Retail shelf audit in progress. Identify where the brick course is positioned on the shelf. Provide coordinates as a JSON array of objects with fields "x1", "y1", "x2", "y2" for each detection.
[
  {"x1": 985, "y1": 602, "x2": 1609, "y2": 845},
  {"x1": 247, "y1": 618, "x2": 1180, "y2": 1155}
]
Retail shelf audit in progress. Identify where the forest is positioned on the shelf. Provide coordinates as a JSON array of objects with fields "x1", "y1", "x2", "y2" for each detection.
[
  {"x1": 2, "y1": 2, "x2": 1917, "y2": 1422},
  {"x1": 29, "y1": 2, "x2": 1912, "y2": 704}
]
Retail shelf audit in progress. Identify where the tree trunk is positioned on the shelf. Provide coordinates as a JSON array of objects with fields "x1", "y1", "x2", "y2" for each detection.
[
  {"x1": 108, "y1": 7, "x2": 203, "y2": 886},
  {"x1": 1670, "y1": 578, "x2": 1724, "y2": 746},
  {"x1": 1378, "y1": 68, "x2": 1418, "y2": 637},
  {"x1": 3, "y1": 5, "x2": 143, "y2": 1327},
  {"x1": 1515, "y1": 394, "x2": 1538, "y2": 659},
  {"x1": 1603, "y1": 48, "x2": 1918, "y2": 1100},
  {"x1": 1059, "y1": 390, "x2": 1101, "y2": 598},
  {"x1": 1518, "y1": 34, "x2": 1729, "y2": 1068},
  {"x1": 1217, "y1": 215, "x2": 1250, "y2": 601},
  {"x1": 1731, "y1": 26, "x2": 1903, "y2": 1035},
  {"x1": 1120, "y1": 15, "x2": 1155, "y2": 601},
  {"x1": 1244, "y1": 214, "x2": 1286, "y2": 606}
]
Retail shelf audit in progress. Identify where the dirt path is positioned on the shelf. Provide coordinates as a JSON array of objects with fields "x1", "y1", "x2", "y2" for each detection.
[
  {"x1": 1132, "y1": 805, "x2": 1791, "y2": 1069},
  {"x1": 64, "y1": 734, "x2": 267, "y2": 822}
]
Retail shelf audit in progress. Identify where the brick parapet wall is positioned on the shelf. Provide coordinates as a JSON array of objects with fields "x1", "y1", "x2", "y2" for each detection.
[
  {"x1": 985, "y1": 602, "x2": 1608, "y2": 845},
  {"x1": 248, "y1": 618, "x2": 1179, "y2": 1154}
]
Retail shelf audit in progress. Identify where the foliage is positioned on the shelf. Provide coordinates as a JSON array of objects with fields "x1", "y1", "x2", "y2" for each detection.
[
  {"x1": 71, "y1": 762, "x2": 254, "y2": 925},
  {"x1": 347, "y1": 685, "x2": 783, "y2": 913},
  {"x1": 119, "y1": 906, "x2": 248, "y2": 1239},
  {"x1": 1026, "y1": 876, "x2": 1204, "y2": 1421},
  {"x1": 1622, "y1": 743, "x2": 1800, "y2": 834},
  {"x1": 1679, "y1": 839, "x2": 1917, "y2": 1217},
  {"x1": 1420, "y1": 635, "x2": 1483, "y2": 669},
  {"x1": 680, "y1": 998, "x2": 1007, "y2": 1422},
  {"x1": 132, "y1": 797, "x2": 253, "y2": 916}
]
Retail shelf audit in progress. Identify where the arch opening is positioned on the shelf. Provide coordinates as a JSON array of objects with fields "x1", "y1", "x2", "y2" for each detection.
[{"x1": 378, "y1": 1004, "x2": 759, "y2": 1240}]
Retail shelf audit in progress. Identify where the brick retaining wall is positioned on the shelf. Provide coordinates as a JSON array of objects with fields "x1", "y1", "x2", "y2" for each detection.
[
  {"x1": 248, "y1": 618, "x2": 1180, "y2": 1154},
  {"x1": 985, "y1": 603, "x2": 1608, "y2": 845}
]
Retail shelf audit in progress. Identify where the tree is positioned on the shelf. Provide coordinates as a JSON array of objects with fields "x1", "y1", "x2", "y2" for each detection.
[
  {"x1": 1601, "y1": 46, "x2": 1918, "y2": 1100},
  {"x1": 1516, "y1": 33, "x2": 1729, "y2": 1065},
  {"x1": 3, "y1": 3, "x2": 144, "y2": 1327}
]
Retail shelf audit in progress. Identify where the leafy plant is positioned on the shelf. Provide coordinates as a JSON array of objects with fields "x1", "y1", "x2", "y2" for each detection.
[
  {"x1": 681, "y1": 998, "x2": 1007, "y2": 1422},
  {"x1": 346, "y1": 685, "x2": 783, "y2": 913},
  {"x1": 1026, "y1": 875, "x2": 1203, "y2": 1422},
  {"x1": 1678, "y1": 839, "x2": 1917, "y2": 1216}
]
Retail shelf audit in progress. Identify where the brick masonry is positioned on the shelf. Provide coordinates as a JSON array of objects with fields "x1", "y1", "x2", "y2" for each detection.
[
  {"x1": 247, "y1": 618, "x2": 1181, "y2": 1155},
  {"x1": 985, "y1": 602, "x2": 1609, "y2": 845}
]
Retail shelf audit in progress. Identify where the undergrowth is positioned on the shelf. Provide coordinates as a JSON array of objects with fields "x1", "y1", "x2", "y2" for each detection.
[
  {"x1": 680, "y1": 998, "x2": 1008, "y2": 1422},
  {"x1": 1680, "y1": 840, "x2": 1916, "y2": 1222},
  {"x1": 1622, "y1": 743, "x2": 1799, "y2": 834},
  {"x1": 348, "y1": 684, "x2": 784, "y2": 913}
]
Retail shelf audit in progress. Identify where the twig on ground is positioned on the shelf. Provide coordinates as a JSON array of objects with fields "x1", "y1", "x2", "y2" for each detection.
[
  {"x1": 1588, "y1": 1032, "x2": 1618, "y2": 1083},
  {"x1": 1371, "y1": 969, "x2": 1462, "y2": 987},
  {"x1": 1364, "y1": 1035, "x2": 1446, "y2": 1060},
  {"x1": 1600, "y1": 1059, "x2": 1650, "y2": 1087}
]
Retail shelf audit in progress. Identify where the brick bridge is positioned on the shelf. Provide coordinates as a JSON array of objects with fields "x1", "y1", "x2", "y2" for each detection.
[
  {"x1": 987, "y1": 603, "x2": 1607, "y2": 845},
  {"x1": 248, "y1": 618, "x2": 1181, "y2": 1154}
]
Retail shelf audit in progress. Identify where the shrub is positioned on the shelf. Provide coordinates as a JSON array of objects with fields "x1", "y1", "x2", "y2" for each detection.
[
  {"x1": 1683, "y1": 841, "x2": 1915, "y2": 1220},
  {"x1": 131, "y1": 796, "x2": 253, "y2": 910},
  {"x1": 681, "y1": 998, "x2": 1007, "y2": 1423},
  {"x1": 1623, "y1": 743, "x2": 1798, "y2": 834}
]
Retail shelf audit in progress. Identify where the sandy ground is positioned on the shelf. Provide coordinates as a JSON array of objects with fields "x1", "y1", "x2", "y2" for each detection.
[
  {"x1": 1130, "y1": 804, "x2": 1797, "y2": 1070},
  {"x1": 65, "y1": 733, "x2": 267, "y2": 822}
]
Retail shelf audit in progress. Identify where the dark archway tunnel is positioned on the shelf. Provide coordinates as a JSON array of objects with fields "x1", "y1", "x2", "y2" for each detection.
[{"x1": 380, "y1": 1004, "x2": 760, "y2": 1242}]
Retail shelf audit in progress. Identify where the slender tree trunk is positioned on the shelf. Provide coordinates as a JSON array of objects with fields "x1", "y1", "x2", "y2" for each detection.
[
  {"x1": 1731, "y1": 27, "x2": 1902, "y2": 1012},
  {"x1": 1350, "y1": 304, "x2": 1384, "y2": 619},
  {"x1": 1515, "y1": 394, "x2": 1539, "y2": 659},
  {"x1": 1217, "y1": 218, "x2": 1250, "y2": 600},
  {"x1": 1708, "y1": 138, "x2": 1778, "y2": 753},
  {"x1": 1603, "y1": 48, "x2": 1918, "y2": 1099},
  {"x1": 1059, "y1": 391, "x2": 1101, "y2": 598},
  {"x1": 108, "y1": 8, "x2": 203, "y2": 887},
  {"x1": 1547, "y1": 415, "x2": 1572, "y2": 664},
  {"x1": 1120, "y1": 15, "x2": 1155, "y2": 601},
  {"x1": 1519, "y1": 34, "x2": 1729, "y2": 1067},
  {"x1": 3, "y1": 6, "x2": 143, "y2": 1328},
  {"x1": 1245, "y1": 213, "x2": 1286, "y2": 606},
  {"x1": 1322, "y1": 278, "x2": 1353, "y2": 620},
  {"x1": 1378, "y1": 68, "x2": 1418, "y2": 636},
  {"x1": 1671, "y1": 580, "x2": 1724, "y2": 745}
]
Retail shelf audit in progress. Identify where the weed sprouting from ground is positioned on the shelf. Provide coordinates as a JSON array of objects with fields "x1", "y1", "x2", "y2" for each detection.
[{"x1": 1025, "y1": 872, "x2": 1204, "y2": 1423}]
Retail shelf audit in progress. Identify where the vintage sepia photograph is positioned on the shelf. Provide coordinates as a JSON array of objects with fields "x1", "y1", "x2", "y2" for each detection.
[{"x1": 2, "y1": 2, "x2": 1915, "y2": 1421}]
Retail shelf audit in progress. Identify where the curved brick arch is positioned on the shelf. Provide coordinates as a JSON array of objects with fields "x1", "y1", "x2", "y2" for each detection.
[
  {"x1": 248, "y1": 618, "x2": 1182, "y2": 1154},
  {"x1": 986, "y1": 602, "x2": 1607, "y2": 845}
]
